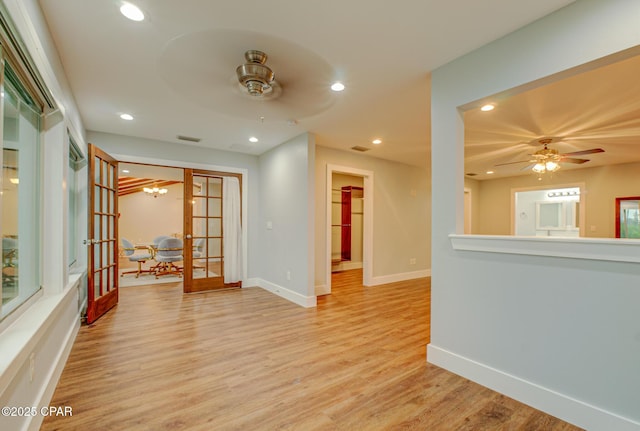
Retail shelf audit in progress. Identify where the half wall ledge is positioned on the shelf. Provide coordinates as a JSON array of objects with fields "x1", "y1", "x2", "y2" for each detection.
[{"x1": 449, "y1": 234, "x2": 640, "y2": 264}]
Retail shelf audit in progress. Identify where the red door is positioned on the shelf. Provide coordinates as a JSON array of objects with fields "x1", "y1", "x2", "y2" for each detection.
[{"x1": 86, "y1": 144, "x2": 119, "y2": 323}]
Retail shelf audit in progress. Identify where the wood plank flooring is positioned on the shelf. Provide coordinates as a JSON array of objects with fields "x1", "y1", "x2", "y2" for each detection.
[{"x1": 41, "y1": 270, "x2": 583, "y2": 430}]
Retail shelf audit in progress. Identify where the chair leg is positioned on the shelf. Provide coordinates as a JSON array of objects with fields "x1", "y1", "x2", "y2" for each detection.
[
  {"x1": 121, "y1": 260, "x2": 153, "y2": 278},
  {"x1": 155, "y1": 262, "x2": 183, "y2": 279}
]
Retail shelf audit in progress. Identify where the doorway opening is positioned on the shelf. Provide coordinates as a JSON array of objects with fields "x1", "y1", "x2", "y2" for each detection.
[
  {"x1": 116, "y1": 162, "x2": 243, "y2": 290},
  {"x1": 87, "y1": 145, "x2": 247, "y2": 322},
  {"x1": 118, "y1": 163, "x2": 184, "y2": 287},
  {"x1": 331, "y1": 173, "x2": 364, "y2": 273},
  {"x1": 513, "y1": 185, "x2": 584, "y2": 237},
  {"x1": 324, "y1": 164, "x2": 373, "y2": 295},
  {"x1": 464, "y1": 188, "x2": 472, "y2": 234}
]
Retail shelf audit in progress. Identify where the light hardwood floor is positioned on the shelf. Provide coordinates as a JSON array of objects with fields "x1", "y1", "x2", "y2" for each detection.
[{"x1": 41, "y1": 270, "x2": 582, "y2": 430}]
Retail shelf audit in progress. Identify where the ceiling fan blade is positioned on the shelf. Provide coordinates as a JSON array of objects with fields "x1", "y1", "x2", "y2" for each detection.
[
  {"x1": 560, "y1": 157, "x2": 590, "y2": 164},
  {"x1": 561, "y1": 148, "x2": 604, "y2": 157},
  {"x1": 495, "y1": 159, "x2": 534, "y2": 166}
]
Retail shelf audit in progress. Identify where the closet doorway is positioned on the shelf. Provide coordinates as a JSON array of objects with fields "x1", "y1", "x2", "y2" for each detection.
[
  {"x1": 325, "y1": 165, "x2": 373, "y2": 295},
  {"x1": 331, "y1": 174, "x2": 364, "y2": 272}
]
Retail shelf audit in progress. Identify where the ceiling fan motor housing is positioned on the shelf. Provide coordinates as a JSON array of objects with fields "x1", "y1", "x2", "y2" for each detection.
[{"x1": 236, "y1": 50, "x2": 275, "y2": 96}]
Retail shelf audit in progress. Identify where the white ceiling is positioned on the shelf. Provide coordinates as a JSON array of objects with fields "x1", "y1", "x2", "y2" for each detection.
[{"x1": 37, "y1": 0, "x2": 577, "y2": 169}]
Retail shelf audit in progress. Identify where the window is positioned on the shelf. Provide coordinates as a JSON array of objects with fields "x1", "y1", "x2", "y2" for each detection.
[{"x1": 1, "y1": 60, "x2": 42, "y2": 320}]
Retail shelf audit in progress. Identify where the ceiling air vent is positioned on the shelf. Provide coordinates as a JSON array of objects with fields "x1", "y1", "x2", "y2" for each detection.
[
  {"x1": 351, "y1": 146, "x2": 370, "y2": 152},
  {"x1": 177, "y1": 135, "x2": 201, "y2": 143},
  {"x1": 465, "y1": 173, "x2": 478, "y2": 177}
]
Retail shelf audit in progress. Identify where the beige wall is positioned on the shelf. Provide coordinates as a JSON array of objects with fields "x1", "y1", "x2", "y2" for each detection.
[
  {"x1": 472, "y1": 161, "x2": 640, "y2": 238},
  {"x1": 118, "y1": 182, "x2": 184, "y2": 245},
  {"x1": 315, "y1": 146, "x2": 430, "y2": 286}
]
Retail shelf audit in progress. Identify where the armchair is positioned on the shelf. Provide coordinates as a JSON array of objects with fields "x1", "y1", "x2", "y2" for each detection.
[
  {"x1": 121, "y1": 238, "x2": 153, "y2": 278},
  {"x1": 154, "y1": 237, "x2": 183, "y2": 278}
]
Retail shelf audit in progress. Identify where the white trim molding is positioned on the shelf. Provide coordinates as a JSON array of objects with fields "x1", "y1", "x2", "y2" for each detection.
[
  {"x1": 450, "y1": 234, "x2": 640, "y2": 263},
  {"x1": 256, "y1": 279, "x2": 317, "y2": 308},
  {"x1": 369, "y1": 269, "x2": 431, "y2": 286},
  {"x1": 427, "y1": 344, "x2": 640, "y2": 431},
  {"x1": 315, "y1": 284, "x2": 329, "y2": 296}
]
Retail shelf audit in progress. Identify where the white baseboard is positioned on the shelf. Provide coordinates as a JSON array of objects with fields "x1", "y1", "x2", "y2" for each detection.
[
  {"x1": 244, "y1": 277, "x2": 260, "y2": 288},
  {"x1": 315, "y1": 284, "x2": 329, "y2": 296},
  {"x1": 369, "y1": 269, "x2": 431, "y2": 286},
  {"x1": 255, "y1": 278, "x2": 317, "y2": 308},
  {"x1": 427, "y1": 344, "x2": 640, "y2": 431}
]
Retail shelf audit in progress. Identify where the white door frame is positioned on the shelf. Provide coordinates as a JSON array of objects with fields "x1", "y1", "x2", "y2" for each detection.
[
  {"x1": 511, "y1": 182, "x2": 586, "y2": 237},
  {"x1": 325, "y1": 164, "x2": 374, "y2": 294},
  {"x1": 464, "y1": 187, "x2": 472, "y2": 234}
]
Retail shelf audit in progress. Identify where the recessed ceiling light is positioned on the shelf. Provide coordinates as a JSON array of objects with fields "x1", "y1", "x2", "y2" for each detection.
[
  {"x1": 331, "y1": 82, "x2": 345, "y2": 92},
  {"x1": 486, "y1": 170, "x2": 494, "y2": 174},
  {"x1": 480, "y1": 104, "x2": 495, "y2": 112},
  {"x1": 249, "y1": 137, "x2": 259, "y2": 143},
  {"x1": 120, "y1": 113, "x2": 134, "y2": 121},
  {"x1": 372, "y1": 139, "x2": 382, "y2": 145},
  {"x1": 120, "y1": 3, "x2": 144, "y2": 21},
  {"x1": 122, "y1": 169, "x2": 130, "y2": 173}
]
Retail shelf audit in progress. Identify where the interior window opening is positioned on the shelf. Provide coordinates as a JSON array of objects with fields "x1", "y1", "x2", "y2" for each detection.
[{"x1": 462, "y1": 51, "x2": 640, "y2": 240}]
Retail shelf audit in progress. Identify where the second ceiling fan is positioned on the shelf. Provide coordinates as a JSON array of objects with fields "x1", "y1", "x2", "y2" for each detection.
[{"x1": 496, "y1": 137, "x2": 605, "y2": 174}]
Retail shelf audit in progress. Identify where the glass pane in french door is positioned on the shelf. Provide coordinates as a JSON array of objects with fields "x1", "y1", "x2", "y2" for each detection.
[{"x1": 194, "y1": 175, "x2": 223, "y2": 280}]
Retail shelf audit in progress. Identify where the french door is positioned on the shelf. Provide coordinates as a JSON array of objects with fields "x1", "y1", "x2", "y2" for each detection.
[
  {"x1": 86, "y1": 144, "x2": 119, "y2": 324},
  {"x1": 183, "y1": 169, "x2": 241, "y2": 292}
]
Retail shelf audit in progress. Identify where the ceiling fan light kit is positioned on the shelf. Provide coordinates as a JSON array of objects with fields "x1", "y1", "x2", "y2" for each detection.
[
  {"x1": 236, "y1": 50, "x2": 275, "y2": 97},
  {"x1": 494, "y1": 137, "x2": 605, "y2": 177},
  {"x1": 531, "y1": 144, "x2": 561, "y2": 174},
  {"x1": 532, "y1": 160, "x2": 560, "y2": 174}
]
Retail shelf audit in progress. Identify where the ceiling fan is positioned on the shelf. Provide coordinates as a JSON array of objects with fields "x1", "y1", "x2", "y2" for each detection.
[
  {"x1": 158, "y1": 30, "x2": 338, "y2": 121},
  {"x1": 495, "y1": 137, "x2": 605, "y2": 173},
  {"x1": 236, "y1": 50, "x2": 278, "y2": 98}
]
